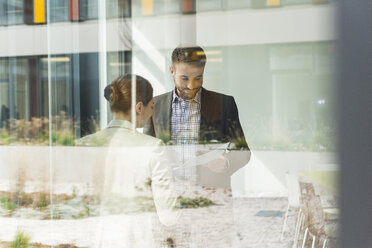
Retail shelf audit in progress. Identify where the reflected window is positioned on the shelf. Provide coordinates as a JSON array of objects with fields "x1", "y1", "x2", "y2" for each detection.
[
  {"x1": 251, "y1": 0, "x2": 281, "y2": 8},
  {"x1": 268, "y1": 42, "x2": 336, "y2": 151},
  {"x1": 225, "y1": 0, "x2": 251, "y2": 9},
  {"x1": 155, "y1": 0, "x2": 181, "y2": 15},
  {"x1": 284, "y1": 0, "x2": 312, "y2": 5},
  {"x1": 69, "y1": 0, "x2": 95, "y2": 21},
  {"x1": 0, "y1": 2, "x2": 6, "y2": 25},
  {"x1": 81, "y1": 0, "x2": 99, "y2": 20},
  {"x1": 197, "y1": 0, "x2": 224, "y2": 12},
  {"x1": 12, "y1": 58, "x2": 29, "y2": 121},
  {"x1": 0, "y1": 58, "x2": 29, "y2": 122},
  {"x1": 6, "y1": 0, "x2": 24, "y2": 25},
  {"x1": 78, "y1": 53, "x2": 100, "y2": 136},
  {"x1": 107, "y1": 0, "x2": 131, "y2": 19},
  {"x1": 40, "y1": 56, "x2": 71, "y2": 117},
  {"x1": 49, "y1": 0, "x2": 69, "y2": 23},
  {"x1": 0, "y1": 59, "x2": 10, "y2": 127},
  {"x1": 106, "y1": 51, "x2": 132, "y2": 122},
  {"x1": 107, "y1": 51, "x2": 132, "y2": 83}
]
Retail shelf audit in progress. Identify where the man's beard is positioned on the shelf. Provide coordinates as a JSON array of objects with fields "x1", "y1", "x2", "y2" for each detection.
[{"x1": 177, "y1": 87, "x2": 200, "y2": 100}]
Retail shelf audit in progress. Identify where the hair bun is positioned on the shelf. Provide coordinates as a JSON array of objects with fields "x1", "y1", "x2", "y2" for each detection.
[{"x1": 104, "y1": 84, "x2": 112, "y2": 102}]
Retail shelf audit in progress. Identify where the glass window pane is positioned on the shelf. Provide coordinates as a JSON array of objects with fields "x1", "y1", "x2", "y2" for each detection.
[
  {"x1": 0, "y1": 59, "x2": 9, "y2": 128},
  {"x1": 40, "y1": 56, "x2": 71, "y2": 117},
  {"x1": 197, "y1": 0, "x2": 224, "y2": 12},
  {"x1": 225, "y1": 0, "x2": 251, "y2": 9},
  {"x1": 155, "y1": 0, "x2": 181, "y2": 15},
  {"x1": 6, "y1": 0, "x2": 24, "y2": 25},
  {"x1": 13, "y1": 59, "x2": 29, "y2": 121},
  {"x1": 49, "y1": 0, "x2": 69, "y2": 23},
  {"x1": 107, "y1": 0, "x2": 131, "y2": 18},
  {"x1": 85, "y1": 0, "x2": 99, "y2": 19},
  {"x1": 0, "y1": 2, "x2": 7, "y2": 26},
  {"x1": 251, "y1": 0, "x2": 281, "y2": 8},
  {"x1": 284, "y1": 0, "x2": 312, "y2": 5}
]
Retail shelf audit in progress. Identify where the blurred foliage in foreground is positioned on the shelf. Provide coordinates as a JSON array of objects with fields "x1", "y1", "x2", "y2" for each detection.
[
  {"x1": 0, "y1": 112, "x2": 98, "y2": 146},
  {"x1": 0, "y1": 113, "x2": 337, "y2": 151}
]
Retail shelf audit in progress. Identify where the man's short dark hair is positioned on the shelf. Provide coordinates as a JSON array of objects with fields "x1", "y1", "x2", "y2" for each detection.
[{"x1": 171, "y1": 45, "x2": 207, "y2": 67}]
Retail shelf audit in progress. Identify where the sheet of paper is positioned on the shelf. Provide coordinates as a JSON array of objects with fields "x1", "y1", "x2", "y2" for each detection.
[{"x1": 173, "y1": 142, "x2": 229, "y2": 171}]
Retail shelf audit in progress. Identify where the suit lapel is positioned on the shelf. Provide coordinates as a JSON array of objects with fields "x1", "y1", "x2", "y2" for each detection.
[
  {"x1": 200, "y1": 88, "x2": 223, "y2": 142},
  {"x1": 201, "y1": 88, "x2": 222, "y2": 124},
  {"x1": 154, "y1": 91, "x2": 172, "y2": 139},
  {"x1": 200, "y1": 88, "x2": 209, "y2": 129}
]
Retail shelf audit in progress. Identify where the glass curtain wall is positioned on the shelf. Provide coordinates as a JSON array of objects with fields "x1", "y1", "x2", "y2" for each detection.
[
  {"x1": 6, "y1": 0, "x2": 24, "y2": 25},
  {"x1": 129, "y1": 0, "x2": 339, "y2": 247},
  {"x1": 0, "y1": 0, "x2": 338, "y2": 247},
  {"x1": 49, "y1": 0, "x2": 69, "y2": 23}
]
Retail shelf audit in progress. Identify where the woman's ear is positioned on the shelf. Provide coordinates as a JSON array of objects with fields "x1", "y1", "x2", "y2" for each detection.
[{"x1": 135, "y1": 101, "x2": 143, "y2": 115}]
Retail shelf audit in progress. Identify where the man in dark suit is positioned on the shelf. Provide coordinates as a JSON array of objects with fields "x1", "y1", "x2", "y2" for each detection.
[
  {"x1": 144, "y1": 45, "x2": 250, "y2": 185},
  {"x1": 144, "y1": 45, "x2": 250, "y2": 246}
]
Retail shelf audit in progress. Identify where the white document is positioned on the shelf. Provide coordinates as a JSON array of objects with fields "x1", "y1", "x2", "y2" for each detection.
[{"x1": 173, "y1": 142, "x2": 230, "y2": 171}]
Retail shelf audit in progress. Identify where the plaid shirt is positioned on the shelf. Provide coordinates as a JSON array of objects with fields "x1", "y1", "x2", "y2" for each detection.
[{"x1": 171, "y1": 88, "x2": 201, "y2": 180}]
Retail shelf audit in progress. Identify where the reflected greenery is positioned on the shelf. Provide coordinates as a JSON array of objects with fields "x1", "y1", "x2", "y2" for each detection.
[
  {"x1": 1, "y1": 196, "x2": 15, "y2": 211},
  {"x1": 0, "y1": 112, "x2": 80, "y2": 146},
  {"x1": 0, "y1": 190, "x2": 218, "y2": 219},
  {"x1": 177, "y1": 197, "x2": 215, "y2": 209}
]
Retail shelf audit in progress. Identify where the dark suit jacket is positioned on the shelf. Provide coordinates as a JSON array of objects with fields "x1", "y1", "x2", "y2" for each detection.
[
  {"x1": 144, "y1": 87, "x2": 250, "y2": 188},
  {"x1": 144, "y1": 88, "x2": 249, "y2": 149}
]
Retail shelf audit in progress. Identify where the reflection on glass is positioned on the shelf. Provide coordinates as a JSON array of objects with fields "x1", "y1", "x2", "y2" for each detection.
[
  {"x1": 40, "y1": 56, "x2": 71, "y2": 118},
  {"x1": 284, "y1": 0, "x2": 312, "y2": 5},
  {"x1": 0, "y1": 58, "x2": 29, "y2": 126},
  {"x1": 0, "y1": 59, "x2": 9, "y2": 128},
  {"x1": 197, "y1": 0, "x2": 224, "y2": 12},
  {"x1": 83, "y1": 0, "x2": 99, "y2": 20},
  {"x1": 251, "y1": 0, "x2": 281, "y2": 8},
  {"x1": 0, "y1": 0, "x2": 339, "y2": 247},
  {"x1": 106, "y1": 51, "x2": 132, "y2": 123},
  {"x1": 13, "y1": 59, "x2": 29, "y2": 121},
  {"x1": 6, "y1": 0, "x2": 24, "y2": 25},
  {"x1": 155, "y1": 0, "x2": 180, "y2": 15},
  {"x1": 49, "y1": 0, "x2": 69, "y2": 23},
  {"x1": 107, "y1": 0, "x2": 131, "y2": 18},
  {"x1": 107, "y1": 51, "x2": 132, "y2": 83},
  {"x1": 0, "y1": 2, "x2": 7, "y2": 25},
  {"x1": 225, "y1": 0, "x2": 251, "y2": 9}
]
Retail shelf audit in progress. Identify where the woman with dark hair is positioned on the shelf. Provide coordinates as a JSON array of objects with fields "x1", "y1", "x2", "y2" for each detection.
[
  {"x1": 77, "y1": 74, "x2": 178, "y2": 247},
  {"x1": 105, "y1": 74, "x2": 154, "y2": 128},
  {"x1": 79, "y1": 74, "x2": 154, "y2": 145}
]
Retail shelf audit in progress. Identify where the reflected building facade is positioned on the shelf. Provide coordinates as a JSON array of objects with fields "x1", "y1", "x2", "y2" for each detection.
[{"x1": 0, "y1": 0, "x2": 336, "y2": 142}]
